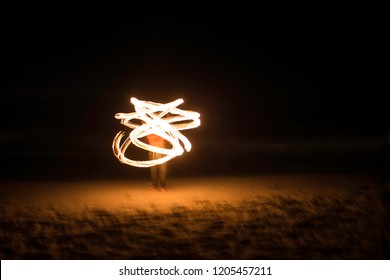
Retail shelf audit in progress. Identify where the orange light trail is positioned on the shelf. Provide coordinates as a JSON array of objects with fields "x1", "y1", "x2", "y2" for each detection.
[{"x1": 113, "y1": 97, "x2": 200, "y2": 167}]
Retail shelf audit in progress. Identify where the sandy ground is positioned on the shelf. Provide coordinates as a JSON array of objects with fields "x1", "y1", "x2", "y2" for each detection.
[{"x1": 0, "y1": 174, "x2": 388, "y2": 259}]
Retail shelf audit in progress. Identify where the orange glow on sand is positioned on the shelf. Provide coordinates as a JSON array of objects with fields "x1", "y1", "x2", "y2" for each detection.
[
  {"x1": 113, "y1": 97, "x2": 200, "y2": 167},
  {"x1": 1, "y1": 174, "x2": 385, "y2": 260},
  {"x1": 2, "y1": 175, "x2": 372, "y2": 213}
]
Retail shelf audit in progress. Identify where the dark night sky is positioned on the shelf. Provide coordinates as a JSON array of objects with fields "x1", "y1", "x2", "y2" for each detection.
[{"x1": 0, "y1": 5, "x2": 387, "y2": 180}]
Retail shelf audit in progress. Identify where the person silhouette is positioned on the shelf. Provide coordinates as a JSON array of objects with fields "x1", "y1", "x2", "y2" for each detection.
[{"x1": 145, "y1": 132, "x2": 169, "y2": 192}]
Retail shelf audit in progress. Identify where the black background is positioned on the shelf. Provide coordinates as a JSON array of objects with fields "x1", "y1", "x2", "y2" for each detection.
[{"x1": 1, "y1": 4, "x2": 387, "y2": 181}]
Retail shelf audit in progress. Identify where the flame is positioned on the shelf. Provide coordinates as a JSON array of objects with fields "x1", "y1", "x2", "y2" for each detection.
[{"x1": 113, "y1": 97, "x2": 201, "y2": 167}]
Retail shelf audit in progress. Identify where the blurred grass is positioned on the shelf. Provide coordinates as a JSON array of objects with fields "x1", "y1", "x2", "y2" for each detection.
[{"x1": 0, "y1": 185, "x2": 387, "y2": 259}]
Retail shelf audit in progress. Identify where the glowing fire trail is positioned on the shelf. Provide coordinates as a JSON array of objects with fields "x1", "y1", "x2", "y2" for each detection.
[{"x1": 113, "y1": 97, "x2": 201, "y2": 167}]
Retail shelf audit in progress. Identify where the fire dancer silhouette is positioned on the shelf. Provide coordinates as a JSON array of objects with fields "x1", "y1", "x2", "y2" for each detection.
[
  {"x1": 113, "y1": 97, "x2": 200, "y2": 191},
  {"x1": 145, "y1": 129, "x2": 169, "y2": 192}
]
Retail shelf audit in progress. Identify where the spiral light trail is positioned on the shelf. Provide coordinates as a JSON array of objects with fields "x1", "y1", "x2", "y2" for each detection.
[{"x1": 113, "y1": 97, "x2": 201, "y2": 167}]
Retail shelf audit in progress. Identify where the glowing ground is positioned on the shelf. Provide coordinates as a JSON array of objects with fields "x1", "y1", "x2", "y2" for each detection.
[{"x1": 0, "y1": 174, "x2": 388, "y2": 259}]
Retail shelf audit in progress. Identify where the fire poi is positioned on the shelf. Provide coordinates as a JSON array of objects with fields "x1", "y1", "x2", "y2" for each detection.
[{"x1": 112, "y1": 97, "x2": 201, "y2": 167}]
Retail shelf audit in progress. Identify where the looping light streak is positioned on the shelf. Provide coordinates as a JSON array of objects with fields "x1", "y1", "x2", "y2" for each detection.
[{"x1": 113, "y1": 97, "x2": 201, "y2": 167}]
